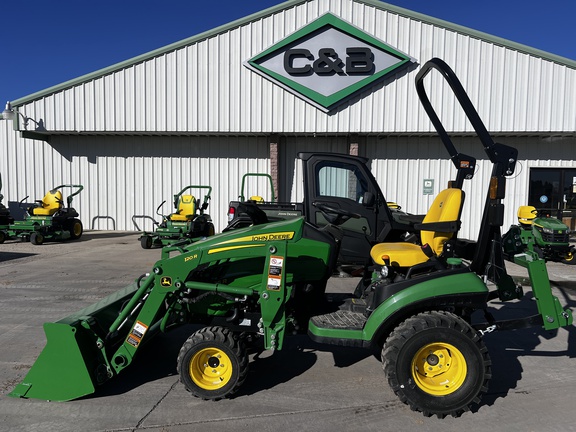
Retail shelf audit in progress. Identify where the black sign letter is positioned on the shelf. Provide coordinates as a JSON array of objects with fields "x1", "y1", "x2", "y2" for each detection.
[
  {"x1": 346, "y1": 47, "x2": 374, "y2": 74},
  {"x1": 284, "y1": 49, "x2": 313, "y2": 75}
]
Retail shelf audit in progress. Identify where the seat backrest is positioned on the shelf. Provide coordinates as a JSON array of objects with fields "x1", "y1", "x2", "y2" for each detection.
[
  {"x1": 420, "y1": 188, "x2": 464, "y2": 255},
  {"x1": 249, "y1": 195, "x2": 264, "y2": 203},
  {"x1": 32, "y1": 190, "x2": 63, "y2": 216},
  {"x1": 517, "y1": 205, "x2": 536, "y2": 226},
  {"x1": 177, "y1": 194, "x2": 196, "y2": 219}
]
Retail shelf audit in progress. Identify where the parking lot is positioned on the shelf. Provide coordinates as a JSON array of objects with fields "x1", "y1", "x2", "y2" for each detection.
[{"x1": 1, "y1": 231, "x2": 575, "y2": 432}]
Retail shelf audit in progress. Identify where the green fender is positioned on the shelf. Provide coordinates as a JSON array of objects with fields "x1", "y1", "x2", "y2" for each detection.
[{"x1": 363, "y1": 272, "x2": 489, "y2": 342}]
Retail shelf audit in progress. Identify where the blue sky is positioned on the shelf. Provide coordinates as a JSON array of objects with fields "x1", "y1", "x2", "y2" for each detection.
[{"x1": 1, "y1": 0, "x2": 574, "y2": 104}]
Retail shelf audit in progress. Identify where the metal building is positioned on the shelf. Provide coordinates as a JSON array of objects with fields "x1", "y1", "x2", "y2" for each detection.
[{"x1": 1, "y1": 0, "x2": 575, "y2": 241}]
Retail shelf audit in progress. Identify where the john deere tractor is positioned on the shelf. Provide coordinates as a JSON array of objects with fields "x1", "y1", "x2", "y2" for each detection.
[
  {"x1": 6, "y1": 184, "x2": 83, "y2": 245},
  {"x1": 9, "y1": 59, "x2": 572, "y2": 418},
  {"x1": 139, "y1": 185, "x2": 215, "y2": 249}
]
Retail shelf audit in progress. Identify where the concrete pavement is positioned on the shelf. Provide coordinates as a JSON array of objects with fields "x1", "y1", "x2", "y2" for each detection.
[{"x1": 0, "y1": 231, "x2": 575, "y2": 432}]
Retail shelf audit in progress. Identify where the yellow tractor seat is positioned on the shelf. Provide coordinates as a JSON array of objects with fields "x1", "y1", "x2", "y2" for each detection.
[
  {"x1": 170, "y1": 195, "x2": 196, "y2": 221},
  {"x1": 32, "y1": 190, "x2": 63, "y2": 216},
  {"x1": 370, "y1": 188, "x2": 464, "y2": 267},
  {"x1": 517, "y1": 205, "x2": 537, "y2": 227}
]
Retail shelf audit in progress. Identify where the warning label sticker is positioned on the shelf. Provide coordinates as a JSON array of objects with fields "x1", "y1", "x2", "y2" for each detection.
[
  {"x1": 267, "y1": 256, "x2": 284, "y2": 291},
  {"x1": 126, "y1": 321, "x2": 148, "y2": 347}
]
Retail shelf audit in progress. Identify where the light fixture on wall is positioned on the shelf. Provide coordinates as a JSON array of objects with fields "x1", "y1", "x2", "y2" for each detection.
[{"x1": 2, "y1": 101, "x2": 46, "y2": 131}]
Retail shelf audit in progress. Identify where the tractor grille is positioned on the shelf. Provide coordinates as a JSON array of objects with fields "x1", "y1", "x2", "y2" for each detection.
[{"x1": 541, "y1": 231, "x2": 569, "y2": 243}]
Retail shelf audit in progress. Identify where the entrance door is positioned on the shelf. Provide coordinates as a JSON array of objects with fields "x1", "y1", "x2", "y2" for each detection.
[{"x1": 528, "y1": 168, "x2": 576, "y2": 228}]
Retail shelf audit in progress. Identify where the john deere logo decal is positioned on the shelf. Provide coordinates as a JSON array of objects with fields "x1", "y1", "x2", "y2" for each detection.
[{"x1": 245, "y1": 13, "x2": 415, "y2": 112}]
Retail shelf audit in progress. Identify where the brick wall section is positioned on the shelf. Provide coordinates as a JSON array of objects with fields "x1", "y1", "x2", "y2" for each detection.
[
  {"x1": 348, "y1": 134, "x2": 360, "y2": 156},
  {"x1": 269, "y1": 136, "x2": 279, "y2": 200}
]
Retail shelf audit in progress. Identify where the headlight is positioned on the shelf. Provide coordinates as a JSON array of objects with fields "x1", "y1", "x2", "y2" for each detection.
[{"x1": 380, "y1": 266, "x2": 389, "y2": 278}]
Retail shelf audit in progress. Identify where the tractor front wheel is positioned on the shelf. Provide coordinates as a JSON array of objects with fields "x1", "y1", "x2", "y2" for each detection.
[
  {"x1": 382, "y1": 311, "x2": 491, "y2": 418},
  {"x1": 561, "y1": 248, "x2": 576, "y2": 265},
  {"x1": 30, "y1": 232, "x2": 44, "y2": 245},
  {"x1": 177, "y1": 326, "x2": 248, "y2": 400},
  {"x1": 0, "y1": 230, "x2": 5, "y2": 244}
]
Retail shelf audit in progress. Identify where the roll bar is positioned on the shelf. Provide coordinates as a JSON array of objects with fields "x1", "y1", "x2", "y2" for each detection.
[{"x1": 415, "y1": 58, "x2": 519, "y2": 291}]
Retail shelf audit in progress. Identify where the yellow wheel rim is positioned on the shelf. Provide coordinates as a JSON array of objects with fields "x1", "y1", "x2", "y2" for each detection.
[
  {"x1": 411, "y1": 342, "x2": 467, "y2": 396},
  {"x1": 73, "y1": 222, "x2": 82, "y2": 237},
  {"x1": 189, "y1": 347, "x2": 233, "y2": 390}
]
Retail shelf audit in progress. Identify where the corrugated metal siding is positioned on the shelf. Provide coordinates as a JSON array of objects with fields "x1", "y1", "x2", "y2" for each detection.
[
  {"x1": 13, "y1": 0, "x2": 576, "y2": 135},
  {"x1": 366, "y1": 135, "x2": 576, "y2": 241},
  {"x1": 0, "y1": 134, "x2": 270, "y2": 233}
]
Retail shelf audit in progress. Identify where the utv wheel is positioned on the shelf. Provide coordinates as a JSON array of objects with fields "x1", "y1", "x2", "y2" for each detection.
[
  {"x1": 69, "y1": 219, "x2": 83, "y2": 240},
  {"x1": 382, "y1": 311, "x2": 491, "y2": 418},
  {"x1": 177, "y1": 326, "x2": 248, "y2": 400},
  {"x1": 30, "y1": 232, "x2": 44, "y2": 245},
  {"x1": 140, "y1": 235, "x2": 153, "y2": 249}
]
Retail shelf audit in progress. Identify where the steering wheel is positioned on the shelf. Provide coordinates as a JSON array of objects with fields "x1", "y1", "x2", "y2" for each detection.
[{"x1": 313, "y1": 202, "x2": 361, "y2": 226}]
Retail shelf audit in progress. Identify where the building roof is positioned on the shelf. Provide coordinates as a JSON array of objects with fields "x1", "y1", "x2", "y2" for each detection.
[{"x1": 10, "y1": 0, "x2": 576, "y2": 107}]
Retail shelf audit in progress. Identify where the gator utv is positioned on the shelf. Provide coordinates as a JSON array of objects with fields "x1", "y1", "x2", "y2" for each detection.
[
  {"x1": 503, "y1": 205, "x2": 576, "y2": 264},
  {"x1": 0, "y1": 174, "x2": 15, "y2": 244},
  {"x1": 139, "y1": 185, "x2": 215, "y2": 249},
  {"x1": 9, "y1": 58, "x2": 572, "y2": 418},
  {"x1": 6, "y1": 184, "x2": 83, "y2": 245}
]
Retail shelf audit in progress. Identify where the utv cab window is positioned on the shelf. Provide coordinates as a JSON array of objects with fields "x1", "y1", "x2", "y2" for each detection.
[{"x1": 317, "y1": 163, "x2": 369, "y2": 203}]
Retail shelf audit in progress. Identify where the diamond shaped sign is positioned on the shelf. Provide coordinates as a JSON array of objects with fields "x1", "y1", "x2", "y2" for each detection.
[{"x1": 245, "y1": 13, "x2": 416, "y2": 112}]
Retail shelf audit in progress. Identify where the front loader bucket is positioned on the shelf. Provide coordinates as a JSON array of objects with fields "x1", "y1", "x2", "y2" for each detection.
[{"x1": 9, "y1": 281, "x2": 143, "y2": 401}]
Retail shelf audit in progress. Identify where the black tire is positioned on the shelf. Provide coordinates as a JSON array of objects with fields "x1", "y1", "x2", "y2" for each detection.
[
  {"x1": 382, "y1": 311, "x2": 491, "y2": 418},
  {"x1": 140, "y1": 235, "x2": 153, "y2": 249},
  {"x1": 68, "y1": 218, "x2": 83, "y2": 240},
  {"x1": 561, "y1": 249, "x2": 576, "y2": 265},
  {"x1": 0, "y1": 230, "x2": 5, "y2": 244},
  {"x1": 30, "y1": 232, "x2": 44, "y2": 245},
  {"x1": 177, "y1": 326, "x2": 248, "y2": 400}
]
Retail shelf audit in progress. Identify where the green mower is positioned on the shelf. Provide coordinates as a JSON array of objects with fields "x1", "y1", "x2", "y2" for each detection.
[
  {"x1": 9, "y1": 59, "x2": 572, "y2": 418},
  {"x1": 503, "y1": 205, "x2": 576, "y2": 264},
  {"x1": 0, "y1": 174, "x2": 15, "y2": 244},
  {"x1": 139, "y1": 185, "x2": 215, "y2": 249},
  {"x1": 6, "y1": 184, "x2": 83, "y2": 245}
]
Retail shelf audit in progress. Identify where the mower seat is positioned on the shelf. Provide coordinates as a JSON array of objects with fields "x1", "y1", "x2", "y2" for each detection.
[
  {"x1": 32, "y1": 190, "x2": 63, "y2": 216},
  {"x1": 370, "y1": 188, "x2": 464, "y2": 267},
  {"x1": 170, "y1": 195, "x2": 196, "y2": 221},
  {"x1": 517, "y1": 205, "x2": 537, "y2": 227},
  {"x1": 249, "y1": 195, "x2": 264, "y2": 203}
]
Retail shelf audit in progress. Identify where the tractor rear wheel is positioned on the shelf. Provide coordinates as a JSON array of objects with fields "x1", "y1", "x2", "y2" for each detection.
[
  {"x1": 382, "y1": 311, "x2": 491, "y2": 418},
  {"x1": 68, "y1": 218, "x2": 83, "y2": 240},
  {"x1": 177, "y1": 326, "x2": 248, "y2": 400}
]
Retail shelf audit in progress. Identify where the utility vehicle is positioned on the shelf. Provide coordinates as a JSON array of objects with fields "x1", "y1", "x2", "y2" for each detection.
[{"x1": 9, "y1": 59, "x2": 572, "y2": 418}]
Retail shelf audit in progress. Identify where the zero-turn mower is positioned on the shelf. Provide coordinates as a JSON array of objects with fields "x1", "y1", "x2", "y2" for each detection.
[
  {"x1": 139, "y1": 185, "x2": 215, "y2": 249},
  {"x1": 9, "y1": 59, "x2": 572, "y2": 418},
  {"x1": 6, "y1": 184, "x2": 83, "y2": 245},
  {"x1": 0, "y1": 173, "x2": 15, "y2": 244}
]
